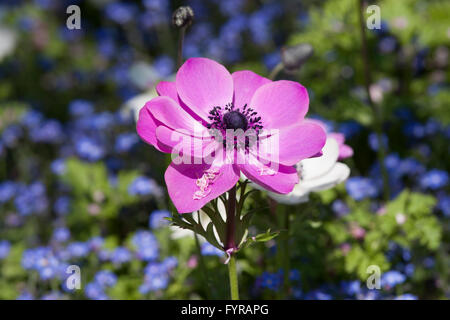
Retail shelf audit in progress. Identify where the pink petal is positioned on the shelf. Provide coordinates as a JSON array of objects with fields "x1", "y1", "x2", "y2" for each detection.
[
  {"x1": 155, "y1": 125, "x2": 216, "y2": 160},
  {"x1": 250, "y1": 80, "x2": 309, "y2": 129},
  {"x1": 148, "y1": 96, "x2": 207, "y2": 137},
  {"x1": 253, "y1": 120, "x2": 327, "y2": 166},
  {"x1": 156, "y1": 81, "x2": 208, "y2": 124},
  {"x1": 176, "y1": 58, "x2": 233, "y2": 121},
  {"x1": 136, "y1": 101, "x2": 170, "y2": 153},
  {"x1": 156, "y1": 81, "x2": 178, "y2": 100},
  {"x1": 165, "y1": 162, "x2": 240, "y2": 213},
  {"x1": 307, "y1": 118, "x2": 328, "y2": 131},
  {"x1": 239, "y1": 156, "x2": 299, "y2": 194},
  {"x1": 232, "y1": 70, "x2": 271, "y2": 109},
  {"x1": 311, "y1": 151, "x2": 324, "y2": 158},
  {"x1": 338, "y1": 144, "x2": 354, "y2": 160}
]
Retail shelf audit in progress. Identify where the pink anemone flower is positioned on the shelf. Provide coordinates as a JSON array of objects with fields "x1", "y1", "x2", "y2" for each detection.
[
  {"x1": 137, "y1": 57, "x2": 326, "y2": 213},
  {"x1": 328, "y1": 133, "x2": 354, "y2": 160}
]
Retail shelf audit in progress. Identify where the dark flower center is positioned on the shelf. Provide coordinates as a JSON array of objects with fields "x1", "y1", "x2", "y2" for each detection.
[
  {"x1": 223, "y1": 111, "x2": 248, "y2": 131},
  {"x1": 207, "y1": 102, "x2": 263, "y2": 151}
]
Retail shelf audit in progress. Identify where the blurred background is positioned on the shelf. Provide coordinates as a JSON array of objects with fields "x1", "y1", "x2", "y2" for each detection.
[{"x1": 0, "y1": 0, "x2": 448, "y2": 300}]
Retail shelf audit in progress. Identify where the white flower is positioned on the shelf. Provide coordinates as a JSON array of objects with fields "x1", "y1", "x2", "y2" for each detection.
[
  {"x1": 259, "y1": 137, "x2": 350, "y2": 204},
  {"x1": 128, "y1": 61, "x2": 163, "y2": 91},
  {"x1": 121, "y1": 74, "x2": 175, "y2": 122},
  {"x1": 395, "y1": 213, "x2": 406, "y2": 225},
  {"x1": 121, "y1": 90, "x2": 157, "y2": 122},
  {"x1": 0, "y1": 27, "x2": 17, "y2": 62}
]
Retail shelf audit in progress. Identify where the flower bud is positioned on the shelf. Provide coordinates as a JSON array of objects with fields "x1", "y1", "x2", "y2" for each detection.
[
  {"x1": 281, "y1": 43, "x2": 314, "y2": 72},
  {"x1": 172, "y1": 6, "x2": 194, "y2": 28}
]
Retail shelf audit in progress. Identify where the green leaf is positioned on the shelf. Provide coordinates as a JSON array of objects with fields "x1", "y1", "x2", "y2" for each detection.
[
  {"x1": 205, "y1": 222, "x2": 223, "y2": 250},
  {"x1": 308, "y1": 221, "x2": 322, "y2": 228},
  {"x1": 235, "y1": 212, "x2": 254, "y2": 247},
  {"x1": 202, "y1": 206, "x2": 227, "y2": 245},
  {"x1": 254, "y1": 229, "x2": 280, "y2": 242},
  {"x1": 239, "y1": 229, "x2": 280, "y2": 251}
]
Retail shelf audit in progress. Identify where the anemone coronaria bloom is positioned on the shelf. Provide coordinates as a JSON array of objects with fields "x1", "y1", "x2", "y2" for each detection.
[{"x1": 137, "y1": 57, "x2": 326, "y2": 213}]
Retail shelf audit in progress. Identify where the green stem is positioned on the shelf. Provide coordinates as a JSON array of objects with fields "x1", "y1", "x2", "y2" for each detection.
[
  {"x1": 194, "y1": 212, "x2": 212, "y2": 299},
  {"x1": 276, "y1": 204, "x2": 290, "y2": 299},
  {"x1": 225, "y1": 185, "x2": 239, "y2": 300},
  {"x1": 228, "y1": 254, "x2": 239, "y2": 300},
  {"x1": 177, "y1": 26, "x2": 186, "y2": 69},
  {"x1": 269, "y1": 62, "x2": 283, "y2": 80},
  {"x1": 225, "y1": 186, "x2": 237, "y2": 250},
  {"x1": 281, "y1": 206, "x2": 290, "y2": 299},
  {"x1": 357, "y1": 0, "x2": 389, "y2": 201}
]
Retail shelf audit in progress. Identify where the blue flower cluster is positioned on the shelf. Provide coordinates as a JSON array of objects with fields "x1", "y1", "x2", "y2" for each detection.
[
  {"x1": 255, "y1": 269, "x2": 416, "y2": 300},
  {"x1": 11, "y1": 226, "x2": 176, "y2": 300},
  {"x1": 85, "y1": 270, "x2": 118, "y2": 300},
  {"x1": 200, "y1": 242, "x2": 223, "y2": 257},
  {"x1": 184, "y1": 0, "x2": 284, "y2": 65},
  {"x1": 133, "y1": 231, "x2": 159, "y2": 261},
  {"x1": 149, "y1": 210, "x2": 171, "y2": 229},
  {"x1": 0, "y1": 240, "x2": 11, "y2": 259},
  {"x1": 0, "y1": 96, "x2": 173, "y2": 299},
  {"x1": 347, "y1": 150, "x2": 448, "y2": 202},
  {"x1": 140, "y1": 257, "x2": 178, "y2": 294}
]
